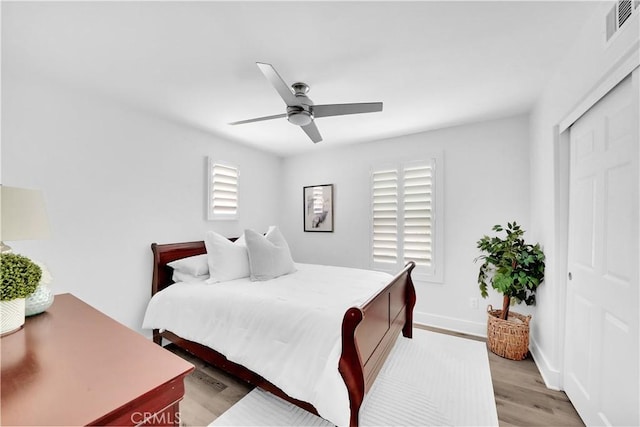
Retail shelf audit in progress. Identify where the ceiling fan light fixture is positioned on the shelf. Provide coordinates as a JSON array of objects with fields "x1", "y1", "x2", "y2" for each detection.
[{"x1": 288, "y1": 111, "x2": 313, "y2": 126}]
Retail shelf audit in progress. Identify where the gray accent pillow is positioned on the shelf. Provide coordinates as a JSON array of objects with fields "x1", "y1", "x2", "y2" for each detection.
[{"x1": 245, "y1": 226, "x2": 296, "y2": 281}]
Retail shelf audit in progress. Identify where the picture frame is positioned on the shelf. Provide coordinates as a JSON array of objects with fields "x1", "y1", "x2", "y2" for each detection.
[{"x1": 303, "y1": 184, "x2": 334, "y2": 232}]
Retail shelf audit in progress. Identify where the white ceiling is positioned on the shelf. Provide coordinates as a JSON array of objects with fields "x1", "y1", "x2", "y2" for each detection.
[{"x1": 2, "y1": 1, "x2": 601, "y2": 156}]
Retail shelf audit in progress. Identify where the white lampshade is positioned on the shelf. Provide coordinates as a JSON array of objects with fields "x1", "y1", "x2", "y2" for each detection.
[{"x1": 1, "y1": 186, "x2": 51, "y2": 242}]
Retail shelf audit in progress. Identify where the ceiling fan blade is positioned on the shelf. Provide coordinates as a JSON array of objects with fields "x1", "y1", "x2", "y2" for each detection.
[
  {"x1": 229, "y1": 113, "x2": 287, "y2": 125},
  {"x1": 313, "y1": 102, "x2": 383, "y2": 118},
  {"x1": 256, "y1": 62, "x2": 298, "y2": 106},
  {"x1": 301, "y1": 121, "x2": 322, "y2": 143}
]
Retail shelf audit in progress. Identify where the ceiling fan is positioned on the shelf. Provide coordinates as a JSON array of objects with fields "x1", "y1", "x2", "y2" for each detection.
[{"x1": 229, "y1": 62, "x2": 383, "y2": 143}]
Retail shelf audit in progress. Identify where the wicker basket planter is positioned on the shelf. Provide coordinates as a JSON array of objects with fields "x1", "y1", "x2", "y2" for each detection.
[{"x1": 487, "y1": 305, "x2": 531, "y2": 361}]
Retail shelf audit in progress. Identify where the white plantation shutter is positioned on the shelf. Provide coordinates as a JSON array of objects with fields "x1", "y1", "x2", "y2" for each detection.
[
  {"x1": 372, "y1": 169, "x2": 398, "y2": 264},
  {"x1": 208, "y1": 159, "x2": 239, "y2": 220},
  {"x1": 371, "y1": 157, "x2": 442, "y2": 282},
  {"x1": 403, "y1": 163, "x2": 433, "y2": 267}
]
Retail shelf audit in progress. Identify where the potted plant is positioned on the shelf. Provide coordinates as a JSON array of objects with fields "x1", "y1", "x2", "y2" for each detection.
[
  {"x1": 475, "y1": 222, "x2": 545, "y2": 360},
  {"x1": 1, "y1": 253, "x2": 42, "y2": 336}
]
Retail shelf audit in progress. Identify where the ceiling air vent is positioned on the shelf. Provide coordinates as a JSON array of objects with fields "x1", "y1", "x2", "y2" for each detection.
[{"x1": 607, "y1": 0, "x2": 637, "y2": 41}]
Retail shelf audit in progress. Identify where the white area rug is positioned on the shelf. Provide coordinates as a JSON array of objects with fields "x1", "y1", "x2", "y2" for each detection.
[{"x1": 209, "y1": 329, "x2": 498, "y2": 427}]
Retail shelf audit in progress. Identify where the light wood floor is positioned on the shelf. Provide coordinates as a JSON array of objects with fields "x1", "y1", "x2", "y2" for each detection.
[{"x1": 167, "y1": 326, "x2": 584, "y2": 427}]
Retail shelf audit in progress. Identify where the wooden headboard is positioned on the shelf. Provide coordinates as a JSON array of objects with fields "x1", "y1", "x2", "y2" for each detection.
[
  {"x1": 151, "y1": 241, "x2": 206, "y2": 296},
  {"x1": 151, "y1": 238, "x2": 240, "y2": 296}
]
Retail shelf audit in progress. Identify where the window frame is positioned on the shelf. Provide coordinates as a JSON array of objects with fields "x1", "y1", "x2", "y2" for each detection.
[
  {"x1": 207, "y1": 158, "x2": 239, "y2": 221},
  {"x1": 369, "y1": 154, "x2": 444, "y2": 283}
]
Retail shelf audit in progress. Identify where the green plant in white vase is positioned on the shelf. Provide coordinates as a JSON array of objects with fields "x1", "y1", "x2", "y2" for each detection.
[{"x1": 1, "y1": 253, "x2": 42, "y2": 335}]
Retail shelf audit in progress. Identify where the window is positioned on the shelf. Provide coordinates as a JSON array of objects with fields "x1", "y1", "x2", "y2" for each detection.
[
  {"x1": 370, "y1": 156, "x2": 443, "y2": 282},
  {"x1": 207, "y1": 159, "x2": 239, "y2": 220}
]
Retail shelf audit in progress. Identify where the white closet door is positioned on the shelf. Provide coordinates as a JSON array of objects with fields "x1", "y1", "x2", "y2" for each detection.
[{"x1": 564, "y1": 70, "x2": 639, "y2": 426}]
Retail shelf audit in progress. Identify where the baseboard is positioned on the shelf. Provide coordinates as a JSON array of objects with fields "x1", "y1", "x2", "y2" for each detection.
[
  {"x1": 414, "y1": 311, "x2": 487, "y2": 338},
  {"x1": 529, "y1": 336, "x2": 563, "y2": 391}
]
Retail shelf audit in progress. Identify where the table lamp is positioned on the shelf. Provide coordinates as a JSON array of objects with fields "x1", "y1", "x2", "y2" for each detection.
[{"x1": 0, "y1": 186, "x2": 51, "y2": 253}]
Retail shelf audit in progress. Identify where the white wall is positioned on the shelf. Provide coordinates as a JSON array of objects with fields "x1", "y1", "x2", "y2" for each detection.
[
  {"x1": 529, "y1": 4, "x2": 639, "y2": 388},
  {"x1": 280, "y1": 114, "x2": 531, "y2": 336},
  {"x1": 1, "y1": 75, "x2": 282, "y2": 333}
]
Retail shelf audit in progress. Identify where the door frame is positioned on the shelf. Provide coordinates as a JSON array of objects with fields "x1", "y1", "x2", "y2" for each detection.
[{"x1": 554, "y1": 58, "x2": 639, "y2": 390}]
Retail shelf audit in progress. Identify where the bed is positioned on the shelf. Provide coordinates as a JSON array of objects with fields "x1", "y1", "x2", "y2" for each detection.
[{"x1": 145, "y1": 239, "x2": 416, "y2": 427}]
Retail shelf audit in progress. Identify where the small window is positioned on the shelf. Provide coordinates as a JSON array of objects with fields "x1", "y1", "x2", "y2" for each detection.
[
  {"x1": 370, "y1": 156, "x2": 443, "y2": 283},
  {"x1": 208, "y1": 159, "x2": 238, "y2": 220}
]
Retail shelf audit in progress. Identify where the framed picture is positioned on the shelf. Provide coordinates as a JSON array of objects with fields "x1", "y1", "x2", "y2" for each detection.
[{"x1": 303, "y1": 184, "x2": 334, "y2": 232}]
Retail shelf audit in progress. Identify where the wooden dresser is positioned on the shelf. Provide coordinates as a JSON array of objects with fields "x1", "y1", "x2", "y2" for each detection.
[{"x1": 0, "y1": 293, "x2": 194, "y2": 426}]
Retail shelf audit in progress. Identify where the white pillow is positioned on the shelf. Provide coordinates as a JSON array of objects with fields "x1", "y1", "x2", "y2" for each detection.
[
  {"x1": 245, "y1": 226, "x2": 296, "y2": 281},
  {"x1": 172, "y1": 270, "x2": 210, "y2": 283},
  {"x1": 204, "y1": 230, "x2": 250, "y2": 283},
  {"x1": 167, "y1": 254, "x2": 209, "y2": 276}
]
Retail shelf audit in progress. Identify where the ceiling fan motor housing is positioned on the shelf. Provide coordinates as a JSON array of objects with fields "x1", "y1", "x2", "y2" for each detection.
[
  {"x1": 287, "y1": 105, "x2": 313, "y2": 126},
  {"x1": 287, "y1": 87, "x2": 314, "y2": 126}
]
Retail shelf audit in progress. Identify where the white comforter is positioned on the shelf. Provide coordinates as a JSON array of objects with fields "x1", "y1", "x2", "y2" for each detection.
[{"x1": 142, "y1": 263, "x2": 392, "y2": 426}]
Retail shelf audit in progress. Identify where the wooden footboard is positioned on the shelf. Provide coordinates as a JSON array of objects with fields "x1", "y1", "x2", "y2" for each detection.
[
  {"x1": 150, "y1": 241, "x2": 416, "y2": 427},
  {"x1": 340, "y1": 261, "x2": 416, "y2": 426}
]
